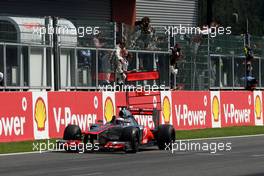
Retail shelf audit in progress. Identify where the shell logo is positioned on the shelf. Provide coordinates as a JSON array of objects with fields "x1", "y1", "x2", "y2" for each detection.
[
  {"x1": 104, "y1": 97, "x2": 114, "y2": 122},
  {"x1": 255, "y1": 95, "x2": 262, "y2": 120},
  {"x1": 162, "y1": 96, "x2": 171, "y2": 124},
  {"x1": 212, "y1": 96, "x2": 220, "y2": 122},
  {"x1": 34, "y1": 97, "x2": 47, "y2": 131}
]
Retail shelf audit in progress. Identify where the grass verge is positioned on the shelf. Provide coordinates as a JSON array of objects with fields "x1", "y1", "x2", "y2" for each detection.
[
  {"x1": 176, "y1": 126, "x2": 264, "y2": 140},
  {"x1": 1, "y1": 126, "x2": 264, "y2": 154},
  {"x1": 0, "y1": 139, "x2": 56, "y2": 154}
]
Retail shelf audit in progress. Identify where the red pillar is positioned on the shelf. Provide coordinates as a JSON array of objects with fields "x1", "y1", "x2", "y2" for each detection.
[{"x1": 112, "y1": 0, "x2": 136, "y2": 26}]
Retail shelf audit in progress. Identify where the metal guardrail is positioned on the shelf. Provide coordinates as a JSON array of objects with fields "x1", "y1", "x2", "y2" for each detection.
[
  {"x1": 0, "y1": 36, "x2": 264, "y2": 91},
  {"x1": 58, "y1": 46, "x2": 170, "y2": 90},
  {"x1": 0, "y1": 16, "x2": 264, "y2": 91},
  {"x1": 174, "y1": 34, "x2": 264, "y2": 90},
  {"x1": 0, "y1": 42, "x2": 170, "y2": 91}
]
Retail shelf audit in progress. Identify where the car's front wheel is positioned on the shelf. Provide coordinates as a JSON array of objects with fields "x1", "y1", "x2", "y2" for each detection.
[
  {"x1": 63, "y1": 124, "x2": 82, "y2": 140},
  {"x1": 63, "y1": 124, "x2": 82, "y2": 152},
  {"x1": 121, "y1": 127, "x2": 139, "y2": 153}
]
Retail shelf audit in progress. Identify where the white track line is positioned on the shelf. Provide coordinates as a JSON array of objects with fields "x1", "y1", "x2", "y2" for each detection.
[
  {"x1": 252, "y1": 154, "x2": 264, "y2": 157},
  {"x1": 72, "y1": 172, "x2": 103, "y2": 176},
  {"x1": 176, "y1": 134, "x2": 264, "y2": 141},
  {"x1": 0, "y1": 151, "x2": 49, "y2": 156},
  {"x1": 196, "y1": 153, "x2": 224, "y2": 156}
]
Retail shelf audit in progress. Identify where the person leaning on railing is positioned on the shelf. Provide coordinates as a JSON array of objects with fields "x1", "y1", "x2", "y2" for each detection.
[
  {"x1": 170, "y1": 43, "x2": 182, "y2": 75},
  {"x1": 243, "y1": 45, "x2": 258, "y2": 89},
  {"x1": 112, "y1": 41, "x2": 129, "y2": 85},
  {"x1": 170, "y1": 43, "x2": 183, "y2": 89}
]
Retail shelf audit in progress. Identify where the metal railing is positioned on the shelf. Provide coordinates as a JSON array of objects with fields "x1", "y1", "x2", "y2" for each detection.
[
  {"x1": 0, "y1": 15, "x2": 264, "y2": 91},
  {"x1": 173, "y1": 34, "x2": 264, "y2": 90},
  {"x1": 0, "y1": 42, "x2": 52, "y2": 90},
  {"x1": 58, "y1": 46, "x2": 170, "y2": 90},
  {"x1": 0, "y1": 37, "x2": 263, "y2": 90}
]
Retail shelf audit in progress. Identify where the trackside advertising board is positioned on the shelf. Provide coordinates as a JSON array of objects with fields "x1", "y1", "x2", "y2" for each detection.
[
  {"x1": 0, "y1": 93, "x2": 33, "y2": 142},
  {"x1": 220, "y1": 91, "x2": 254, "y2": 127},
  {"x1": 32, "y1": 92, "x2": 49, "y2": 140},
  {"x1": 253, "y1": 91, "x2": 263, "y2": 126},
  {"x1": 0, "y1": 91, "x2": 263, "y2": 142},
  {"x1": 171, "y1": 91, "x2": 211, "y2": 130},
  {"x1": 48, "y1": 92, "x2": 102, "y2": 138}
]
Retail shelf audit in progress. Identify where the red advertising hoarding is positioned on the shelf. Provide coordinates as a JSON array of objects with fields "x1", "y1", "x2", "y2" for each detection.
[
  {"x1": 171, "y1": 91, "x2": 211, "y2": 130},
  {"x1": 0, "y1": 90, "x2": 263, "y2": 143},
  {"x1": 220, "y1": 91, "x2": 254, "y2": 127},
  {"x1": 48, "y1": 92, "x2": 103, "y2": 138},
  {"x1": 0, "y1": 93, "x2": 33, "y2": 142}
]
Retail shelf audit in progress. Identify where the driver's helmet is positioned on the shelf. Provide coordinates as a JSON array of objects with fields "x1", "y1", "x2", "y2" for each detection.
[
  {"x1": 115, "y1": 118, "x2": 126, "y2": 125},
  {"x1": 110, "y1": 116, "x2": 126, "y2": 125},
  {"x1": 119, "y1": 108, "x2": 131, "y2": 118}
]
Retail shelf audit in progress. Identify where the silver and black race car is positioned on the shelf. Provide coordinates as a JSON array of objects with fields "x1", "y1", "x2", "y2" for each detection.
[{"x1": 57, "y1": 108, "x2": 175, "y2": 153}]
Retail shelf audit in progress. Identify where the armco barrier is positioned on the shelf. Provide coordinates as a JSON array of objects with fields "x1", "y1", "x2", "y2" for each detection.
[{"x1": 0, "y1": 91, "x2": 263, "y2": 142}]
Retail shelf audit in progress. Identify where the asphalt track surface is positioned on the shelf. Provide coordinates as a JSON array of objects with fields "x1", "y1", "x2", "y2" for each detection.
[{"x1": 1, "y1": 135, "x2": 264, "y2": 176}]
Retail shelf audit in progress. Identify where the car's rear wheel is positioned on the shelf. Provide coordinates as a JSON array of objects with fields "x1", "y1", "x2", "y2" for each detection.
[
  {"x1": 121, "y1": 127, "x2": 139, "y2": 153},
  {"x1": 157, "y1": 124, "x2": 175, "y2": 150}
]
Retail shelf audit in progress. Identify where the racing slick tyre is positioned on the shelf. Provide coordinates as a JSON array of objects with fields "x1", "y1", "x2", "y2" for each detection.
[
  {"x1": 157, "y1": 124, "x2": 175, "y2": 150},
  {"x1": 63, "y1": 124, "x2": 82, "y2": 152},
  {"x1": 63, "y1": 124, "x2": 82, "y2": 140},
  {"x1": 121, "y1": 127, "x2": 139, "y2": 153}
]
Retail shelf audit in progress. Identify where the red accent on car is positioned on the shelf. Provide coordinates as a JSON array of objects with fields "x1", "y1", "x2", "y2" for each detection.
[
  {"x1": 104, "y1": 142, "x2": 125, "y2": 149},
  {"x1": 142, "y1": 126, "x2": 154, "y2": 144}
]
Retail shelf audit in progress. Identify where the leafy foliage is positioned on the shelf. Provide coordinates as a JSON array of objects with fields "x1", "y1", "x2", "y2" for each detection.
[{"x1": 199, "y1": 0, "x2": 264, "y2": 36}]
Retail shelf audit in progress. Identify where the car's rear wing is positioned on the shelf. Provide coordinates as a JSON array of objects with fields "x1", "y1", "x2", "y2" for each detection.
[
  {"x1": 123, "y1": 70, "x2": 162, "y2": 128},
  {"x1": 129, "y1": 108, "x2": 160, "y2": 128},
  {"x1": 126, "y1": 71, "x2": 159, "y2": 82}
]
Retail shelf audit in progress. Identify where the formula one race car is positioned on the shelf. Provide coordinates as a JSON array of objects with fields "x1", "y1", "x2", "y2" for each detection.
[{"x1": 57, "y1": 108, "x2": 175, "y2": 153}]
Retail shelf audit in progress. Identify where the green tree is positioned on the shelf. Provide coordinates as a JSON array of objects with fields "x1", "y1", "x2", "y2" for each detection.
[{"x1": 199, "y1": 0, "x2": 264, "y2": 36}]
